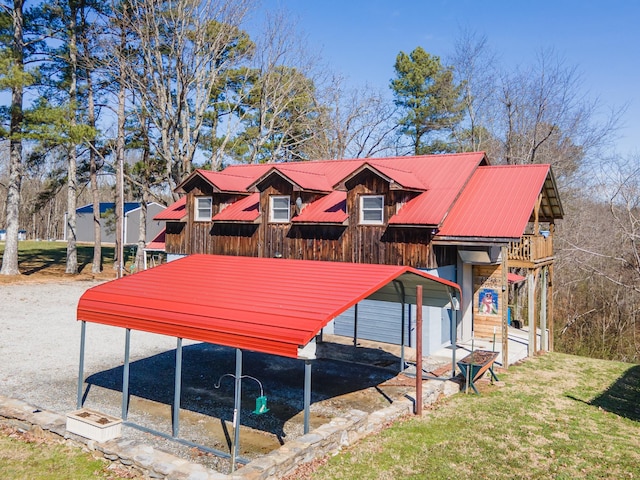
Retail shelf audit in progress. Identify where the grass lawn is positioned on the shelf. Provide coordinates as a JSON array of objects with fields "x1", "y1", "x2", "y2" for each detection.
[
  {"x1": 0, "y1": 240, "x2": 119, "y2": 281},
  {"x1": 304, "y1": 352, "x2": 640, "y2": 480},
  {"x1": 0, "y1": 425, "x2": 139, "y2": 479}
]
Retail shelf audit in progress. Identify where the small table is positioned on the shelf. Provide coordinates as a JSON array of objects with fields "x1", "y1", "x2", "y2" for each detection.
[{"x1": 457, "y1": 350, "x2": 500, "y2": 395}]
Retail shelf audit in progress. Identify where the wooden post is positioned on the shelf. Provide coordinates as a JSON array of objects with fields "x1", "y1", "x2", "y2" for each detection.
[
  {"x1": 415, "y1": 285, "x2": 423, "y2": 416},
  {"x1": 540, "y1": 267, "x2": 548, "y2": 351},
  {"x1": 548, "y1": 263, "x2": 554, "y2": 351},
  {"x1": 527, "y1": 271, "x2": 535, "y2": 357},
  {"x1": 501, "y1": 246, "x2": 509, "y2": 367}
]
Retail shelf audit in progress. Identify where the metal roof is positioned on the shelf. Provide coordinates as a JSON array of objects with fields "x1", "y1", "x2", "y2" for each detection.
[
  {"x1": 211, "y1": 193, "x2": 260, "y2": 222},
  {"x1": 145, "y1": 228, "x2": 166, "y2": 251},
  {"x1": 77, "y1": 254, "x2": 460, "y2": 359},
  {"x1": 248, "y1": 167, "x2": 334, "y2": 193},
  {"x1": 437, "y1": 164, "x2": 559, "y2": 239},
  {"x1": 155, "y1": 152, "x2": 489, "y2": 228},
  {"x1": 154, "y1": 197, "x2": 186, "y2": 221},
  {"x1": 292, "y1": 191, "x2": 347, "y2": 224},
  {"x1": 77, "y1": 202, "x2": 141, "y2": 215}
]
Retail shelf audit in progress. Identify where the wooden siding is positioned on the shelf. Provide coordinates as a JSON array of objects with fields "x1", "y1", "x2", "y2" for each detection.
[{"x1": 164, "y1": 170, "x2": 442, "y2": 269}]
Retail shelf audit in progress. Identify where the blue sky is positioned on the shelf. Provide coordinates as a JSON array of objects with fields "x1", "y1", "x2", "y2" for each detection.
[{"x1": 259, "y1": 0, "x2": 640, "y2": 156}]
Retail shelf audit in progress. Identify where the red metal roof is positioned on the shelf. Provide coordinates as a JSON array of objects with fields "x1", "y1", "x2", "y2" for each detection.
[
  {"x1": 145, "y1": 228, "x2": 166, "y2": 251},
  {"x1": 154, "y1": 197, "x2": 186, "y2": 221},
  {"x1": 437, "y1": 164, "x2": 552, "y2": 238},
  {"x1": 197, "y1": 169, "x2": 264, "y2": 193},
  {"x1": 211, "y1": 193, "x2": 260, "y2": 222},
  {"x1": 158, "y1": 152, "x2": 489, "y2": 228},
  {"x1": 249, "y1": 166, "x2": 334, "y2": 192},
  {"x1": 77, "y1": 254, "x2": 461, "y2": 359},
  {"x1": 388, "y1": 153, "x2": 485, "y2": 225},
  {"x1": 292, "y1": 191, "x2": 347, "y2": 224},
  {"x1": 508, "y1": 272, "x2": 526, "y2": 284}
]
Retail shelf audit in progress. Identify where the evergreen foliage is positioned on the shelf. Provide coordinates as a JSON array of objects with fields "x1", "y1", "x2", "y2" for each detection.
[{"x1": 390, "y1": 46, "x2": 464, "y2": 154}]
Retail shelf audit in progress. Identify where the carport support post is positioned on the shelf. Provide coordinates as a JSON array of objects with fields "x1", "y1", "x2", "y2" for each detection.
[
  {"x1": 77, "y1": 321, "x2": 86, "y2": 409},
  {"x1": 449, "y1": 292, "x2": 457, "y2": 376},
  {"x1": 393, "y1": 280, "x2": 406, "y2": 372},
  {"x1": 231, "y1": 348, "x2": 242, "y2": 472},
  {"x1": 122, "y1": 328, "x2": 131, "y2": 420},
  {"x1": 304, "y1": 360, "x2": 312, "y2": 434},
  {"x1": 172, "y1": 338, "x2": 183, "y2": 438},
  {"x1": 416, "y1": 286, "x2": 423, "y2": 415},
  {"x1": 353, "y1": 303, "x2": 358, "y2": 346}
]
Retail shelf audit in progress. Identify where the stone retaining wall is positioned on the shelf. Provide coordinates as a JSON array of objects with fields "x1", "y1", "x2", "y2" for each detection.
[{"x1": 0, "y1": 378, "x2": 460, "y2": 479}]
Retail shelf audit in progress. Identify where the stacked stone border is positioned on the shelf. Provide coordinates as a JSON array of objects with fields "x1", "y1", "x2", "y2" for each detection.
[{"x1": 0, "y1": 378, "x2": 461, "y2": 479}]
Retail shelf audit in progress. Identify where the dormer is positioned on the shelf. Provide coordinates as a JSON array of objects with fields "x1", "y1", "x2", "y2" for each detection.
[
  {"x1": 334, "y1": 162, "x2": 427, "y2": 228},
  {"x1": 247, "y1": 167, "x2": 334, "y2": 225},
  {"x1": 175, "y1": 169, "x2": 254, "y2": 224}
]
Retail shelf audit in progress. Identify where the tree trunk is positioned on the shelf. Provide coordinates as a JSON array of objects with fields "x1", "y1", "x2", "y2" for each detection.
[
  {"x1": 65, "y1": 0, "x2": 78, "y2": 274},
  {"x1": 1, "y1": 0, "x2": 25, "y2": 276},
  {"x1": 114, "y1": 27, "x2": 126, "y2": 277},
  {"x1": 83, "y1": 15, "x2": 101, "y2": 273},
  {"x1": 134, "y1": 195, "x2": 147, "y2": 272}
]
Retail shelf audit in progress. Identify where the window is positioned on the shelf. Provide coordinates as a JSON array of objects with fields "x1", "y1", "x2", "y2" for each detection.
[
  {"x1": 270, "y1": 195, "x2": 290, "y2": 223},
  {"x1": 194, "y1": 197, "x2": 212, "y2": 221},
  {"x1": 360, "y1": 195, "x2": 384, "y2": 225}
]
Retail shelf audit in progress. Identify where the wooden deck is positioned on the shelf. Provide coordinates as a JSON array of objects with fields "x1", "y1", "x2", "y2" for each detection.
[{"x1": 507, "y1": 234, "x2": 554, "y2": 267}]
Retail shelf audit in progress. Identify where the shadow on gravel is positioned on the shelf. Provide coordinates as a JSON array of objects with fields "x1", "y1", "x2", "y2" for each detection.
[
  {"x1": 590, "y1": 364, "x2": 640, "y2": 422},
  {"x1": 85, "y1": 342, "x2": 400, "y2": 439}
]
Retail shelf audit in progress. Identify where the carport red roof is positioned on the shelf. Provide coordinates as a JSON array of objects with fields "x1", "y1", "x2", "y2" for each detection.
[{"x1": 77, "y1": 254, "x2": 460, "y2": 359}]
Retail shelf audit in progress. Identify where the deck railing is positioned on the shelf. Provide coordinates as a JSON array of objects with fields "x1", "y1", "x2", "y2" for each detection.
[{"x1": 508, "y1": 234, "x2": 553, "y2": 263}]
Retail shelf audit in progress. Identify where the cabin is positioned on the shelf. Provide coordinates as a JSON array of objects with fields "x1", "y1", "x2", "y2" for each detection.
[
  {"x1": 72, "y1": 202, "x2": 165, "y2": 245},
  {"x1": 154, "y1": 152, "x2": 563, "y2": 364}
]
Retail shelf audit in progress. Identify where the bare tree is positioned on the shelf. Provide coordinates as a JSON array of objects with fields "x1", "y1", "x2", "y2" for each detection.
[
  {"x1": 306, "y1": 79, "x2": 399, "y2": 160},
  {"x1": 123, "y1": 0, "x2": 250, "y2": 190},
  {"x1": 229, "y1": 9, "x2": 322, "y2": 164},
  {"x1": 449, "y1": 29, "x2": 499, "y2": 153},
  {"x1": 555, "y1": 156, "x2": 640, "y2": 361},
  {"x1": 495, "y1": 49, "x2": 622, "y2": 184}
]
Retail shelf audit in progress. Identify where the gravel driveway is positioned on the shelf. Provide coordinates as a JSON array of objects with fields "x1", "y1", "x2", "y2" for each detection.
[{"x1": 0, "y1": 280, "x2": 191, "y2": 415}]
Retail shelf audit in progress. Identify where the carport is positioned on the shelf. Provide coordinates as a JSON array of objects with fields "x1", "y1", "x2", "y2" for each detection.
[{"x1": 76, "y1": 254, "x2": 460, "y2": 462}]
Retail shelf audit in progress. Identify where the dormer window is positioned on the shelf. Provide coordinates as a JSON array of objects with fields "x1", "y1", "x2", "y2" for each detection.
[
  {"x1": 360, "y1": 195, "x2": 384, "y2": 225},
  {"x1": 194, "y1": 196, "x2": 212, "y2": 221},
  {"x1": 270, "y1": 195, "x2": 290, "y2": 223}
]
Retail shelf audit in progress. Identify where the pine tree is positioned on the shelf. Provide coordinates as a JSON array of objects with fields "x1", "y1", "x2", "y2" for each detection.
[{"x1": 391, "y1": 46, "x2": 465, "y2": 155}]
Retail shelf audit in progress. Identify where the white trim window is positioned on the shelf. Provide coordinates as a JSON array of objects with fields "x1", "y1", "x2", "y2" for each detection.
[
  {"x1": 270, "y1": 195, "x2": 290, "y2": 223},
  {"x1": 360, "y1": 195, "x2": 384, "y2": 225},
  {"x1": 194, "y1": 196, "x2": 212, "y2": 221}
]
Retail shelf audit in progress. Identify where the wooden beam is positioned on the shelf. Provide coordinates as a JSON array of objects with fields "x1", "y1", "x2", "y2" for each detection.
[
  {"x1": 548, "y1": 263, "x2": 554, "y2": 352},
  {"x1": 540, "y1": 267, "x2": 547, "y2": 351},
  {"x1": 501, "y1": 246, "x2": 509, "y2": 367},
  {"x1": 533, "y1": 193, "x2": 543, "y2": 234},
  {"x1": 527, "y1": 270, "x2": 536, "y2": 357}
]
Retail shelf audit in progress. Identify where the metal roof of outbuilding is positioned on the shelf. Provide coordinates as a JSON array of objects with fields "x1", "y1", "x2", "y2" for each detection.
[{"x1": 77, "y1": 254, "x2": 460, "y2": 359}]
